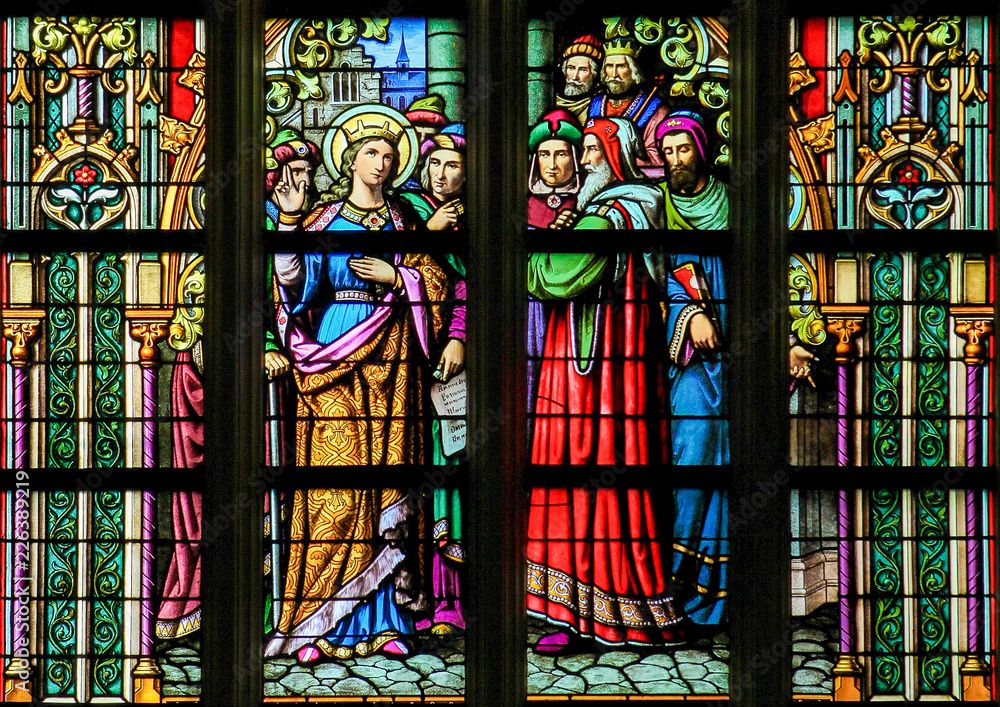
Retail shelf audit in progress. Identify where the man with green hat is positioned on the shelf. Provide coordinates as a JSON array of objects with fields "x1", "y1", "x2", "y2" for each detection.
[
  {"x1": 527, "y1": 109, "x2": 583, "y2": 229},
  {"x1": 405, "y1": 93, "x2": 448, "y2": 145}
]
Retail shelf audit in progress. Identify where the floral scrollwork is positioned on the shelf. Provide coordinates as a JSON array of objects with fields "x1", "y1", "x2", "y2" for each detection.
[
  {"x1": 633, "y1": 17, "x2": 664, "y2": 45},
  {"x1": 789, "y1": 255, "x2": 827, "y2": 348},
  {"x1": 169, "y1": 257, "x2": 205, "y2": 352},
  {"x1": 796, "y1": 113, "x2": 836, "y2": 154}
]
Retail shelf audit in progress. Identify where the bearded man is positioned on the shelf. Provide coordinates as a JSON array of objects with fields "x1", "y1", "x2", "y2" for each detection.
[
  {"x1": 526, "y1": 115, "x2": 684, "y2": 652},
  {"x1": 525, "y1": 115, "x2": 728, "y2": 653},
  {"x1": 555, "y1": 35, "x2": 602, "y2": 126},
  {"x1": 587, "y1": 39, "x2": 669, "y2": 178},
  {"x1": 527, "y1": 109, "x2": 582, "y2": 229},
  {"x1": 654, "y1": 111, "x2": 729, "y2": 230},
  {"x1": 650, "y1": 110, "x2": 729, "y2": 627},
  {"x1": 573, "y1": 117, "x2": 664, "y2": 230}
]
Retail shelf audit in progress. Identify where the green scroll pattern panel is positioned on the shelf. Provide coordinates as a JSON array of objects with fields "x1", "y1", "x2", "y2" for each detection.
[
  {"x1": 91, "y1": 490, "x2": 125, "y2": 696},
  {"x1": 870, "y1": 254, "x2": 902, "y2": 466},
  {"x1": 870, "y1": 489, "x2": 904, "y2": 696},
  {"x1": 47, "y1": 254, "x2": 78, "y2": 467},
  {"x1": 45, "y1": 490, "x2": 77, "y2": 697},
  {"x1": 915, "y1": 489, "x2": 950, "y2": 694},
  {"x1": 93, "y1": 253, "x2": 125, "y2": 468},
  {"x1": 916, "y1": 255, "x2": 948, "y2": 467}
]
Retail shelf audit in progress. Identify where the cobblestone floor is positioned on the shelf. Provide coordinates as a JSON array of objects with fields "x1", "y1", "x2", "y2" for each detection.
[
  {"x1": 158, "y1": 607, "x2": 835, "y2": 698},
  {"x1": 791, "y1": 603, "x2": 837, "y2": 696},
  {"x1": 264, "y1": 635, "x2": 465, "y2": 698},
  {"x1": 158, "y1": 636, "x2": 201, "y2": 697},
  {"x1": 527, "y1": 617, "x2": 729, "y2": 696}
]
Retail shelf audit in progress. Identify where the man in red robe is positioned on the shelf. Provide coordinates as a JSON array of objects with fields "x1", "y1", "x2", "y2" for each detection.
[{"x1": 526, "y1": 115, "x2": 686, "y2": 652}]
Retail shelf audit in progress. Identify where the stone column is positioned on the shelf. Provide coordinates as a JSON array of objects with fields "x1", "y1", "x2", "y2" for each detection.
[
  {"x1": 127, "y1": 311, "x2": 172, "y2": 703},
  {"x1": 2, "y1": 312, "x2": 43, "y2": 703},
  {"x1": 427, "y1": 19, "x2": 466, "y2": 122},
  {"x1": 527, "y1": 19, "x2": 554, "y2": 126},
  {"x1": 821, "y1": 308, "x2": 867, "y2": 701}
]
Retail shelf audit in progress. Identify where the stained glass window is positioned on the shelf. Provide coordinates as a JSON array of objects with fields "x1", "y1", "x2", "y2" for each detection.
[
  {"x1": 791, "y1": 488, "x2": 995, "y2": 700},
  {"x1": 789, "y1": 16, "x2": 993, "y2": 230},
  {"x1": 262, "y1": 16, "x2": 467, "y2": 699},
  {"x1": 1, "y1": 251, "x2": 204, "y2": 701},
  {"x1": 525, "y1": 252, "x2": 729, "y2": 698},
  {"x1": 789, "y1": 13, "x2": 997, "y2": 703},
  {"x1": 527, "y1": 16, "x2": 730, "y2": 228},
  {"x1": 790, "y1": 252, "x2": 994, "y2": 467},
  {"x1": 524, "y1": 12, "x2": 730, "y2": 699},
  {"x1": 2, "y1": 17, "x2": 206, "y2": 230},
  {"x1": 528, "y1": 252, "x2": 728, "y2": 467}
]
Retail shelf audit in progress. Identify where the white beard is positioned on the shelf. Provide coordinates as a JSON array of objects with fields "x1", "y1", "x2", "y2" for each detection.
[
  {"x1": 563, "y1": 78, "x2": 592, "y2": 97},
  {"x1": 577, "y1": 161, "x2": 614, "y2": 209}
]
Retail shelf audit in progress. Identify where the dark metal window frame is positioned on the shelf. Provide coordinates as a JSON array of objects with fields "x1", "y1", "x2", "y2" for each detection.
[{"x1": 12, "y1": 0, "x2": 987, "y2": 704}]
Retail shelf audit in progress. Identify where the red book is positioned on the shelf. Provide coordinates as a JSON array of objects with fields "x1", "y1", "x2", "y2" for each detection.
[{"x1": 672, "y1": 262, "x2": 719, "y2": 328}]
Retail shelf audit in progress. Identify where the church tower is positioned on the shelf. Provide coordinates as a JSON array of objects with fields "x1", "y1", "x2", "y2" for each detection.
[{"x1": 396, "y1": 26, "x2": 410, "y2": 78}]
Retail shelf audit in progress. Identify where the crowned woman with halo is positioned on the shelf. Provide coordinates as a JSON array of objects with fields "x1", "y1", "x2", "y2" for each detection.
[{"x1": 265, "y1": 105, "x2": 449, "y2": 663}]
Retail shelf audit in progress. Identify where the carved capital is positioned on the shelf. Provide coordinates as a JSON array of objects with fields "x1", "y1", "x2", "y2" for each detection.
[
  {"x1": 2, "y1": 311, "x2": 45, "y2": 368},
  {"x1": 826, "y1": 318, "x2": 865, "y2": 363},
  {"x1": 955, "y1": 319, "x2": 993, "y2": 366},
  {"x1": 129, "y1": 321, "x2": 169, "y2": 367}
]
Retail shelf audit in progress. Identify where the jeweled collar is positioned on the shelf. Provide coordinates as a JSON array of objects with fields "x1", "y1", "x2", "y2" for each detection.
[{"x1": 341, "y1": 200, "x2": 391, "y2": 230}]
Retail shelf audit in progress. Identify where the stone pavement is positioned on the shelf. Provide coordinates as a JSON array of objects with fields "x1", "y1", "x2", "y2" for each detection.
[
  {"x1": 791, "y1": 603, "x2": 837, "y2": 696},
  {"x1": 158, "y1": 636, "x2": 201, "y2": 697},
  {"x1": 264, "y1": 635, "x2": 465, "y2": 698},
  {"x1": 527, "y1": 617, "x2": 729, "y2": 696},
  {"x1": 156, "y1": 607, "x2": 836, "y2": 699}
]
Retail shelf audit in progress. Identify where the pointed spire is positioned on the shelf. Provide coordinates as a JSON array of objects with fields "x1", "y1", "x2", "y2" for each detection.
[{"x1": 396, "y1": 26, "x2": 410, "y2": 66}]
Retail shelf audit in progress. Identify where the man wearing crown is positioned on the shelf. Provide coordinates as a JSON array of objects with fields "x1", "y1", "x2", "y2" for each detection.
[
  {"x1": 588, "y1": 38, "x2": 670, "y2": 178},
  {"x1": 555, "y1": 35, "x2": 603, "y2": 126},
  {"x1": 267, "y1": 107, "x2": 450, "y2": 663}
]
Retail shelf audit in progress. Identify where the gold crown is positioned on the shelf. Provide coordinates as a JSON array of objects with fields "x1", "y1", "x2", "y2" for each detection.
[
  {"x1": 343, "y1": 119, "x2": 401, "y2": 143},
  {"x1": 604, "y1": 38, "x2": 640, "y2": 59}
]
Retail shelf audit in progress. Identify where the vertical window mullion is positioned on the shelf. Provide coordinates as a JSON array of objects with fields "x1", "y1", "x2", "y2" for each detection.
[
  {"x1": 728, "y1": 0, "x2": 791, "y2": 705},
  {"x1": 201, "y1": 0, "x2": 265, "y2": 703}
]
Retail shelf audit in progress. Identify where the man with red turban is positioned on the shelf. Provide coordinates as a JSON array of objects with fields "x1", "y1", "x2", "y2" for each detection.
[
  {"x1": 573, "y1": 117, "x2": 663, "y2": 229},
  {"x1": 526, "y1": 114, "x2": 684, "y2": 653}
]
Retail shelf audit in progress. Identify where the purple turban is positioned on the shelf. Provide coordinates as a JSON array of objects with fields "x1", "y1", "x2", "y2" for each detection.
[{"x1": 655, "y1": 114, "x2": 708, "y2": 165}]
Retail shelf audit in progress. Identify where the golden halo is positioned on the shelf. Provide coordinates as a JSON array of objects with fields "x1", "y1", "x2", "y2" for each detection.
[{"x1": 323, "y1": 104, "x2": 418, "y2": 189}]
